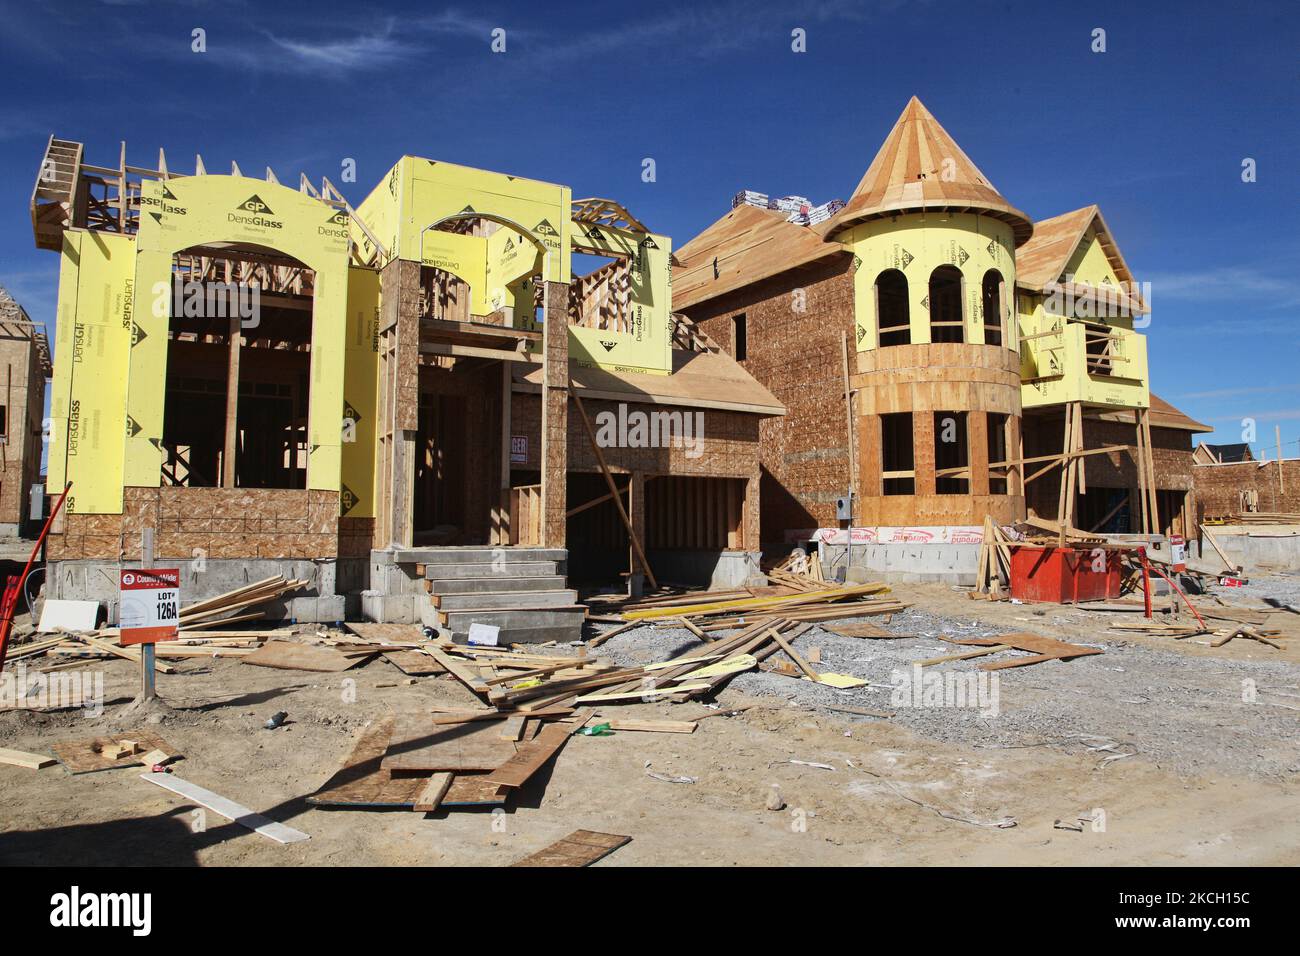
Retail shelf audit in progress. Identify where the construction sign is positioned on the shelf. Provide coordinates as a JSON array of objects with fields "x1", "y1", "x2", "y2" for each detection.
[
  {"x1": 119, "y1": 569, "x2": 180, "y2": 645},
  {"x1": 126, "y1": 175, "x2": 351, "y2": 494}
]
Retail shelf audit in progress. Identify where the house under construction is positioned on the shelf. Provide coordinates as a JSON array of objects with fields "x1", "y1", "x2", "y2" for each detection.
[
  {"x1": 0, "y1": 284, "x2": 51, "y2": 536},
  {"x1": 33, "y1": 140, "x2": 782, "y2": 640},
  {"x1": 672, "y1": 97, "x2": 1209, "y2": 579}
]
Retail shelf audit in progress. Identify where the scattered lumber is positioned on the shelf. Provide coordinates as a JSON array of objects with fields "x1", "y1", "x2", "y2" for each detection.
[
  {"x1": 179, "y1": 576, "x2": 308, "y2": 628},
  {"x1": 51, "y1": 730, "x2": 180, "y2": 774},
  {"x1": 0, "y1": 747, "x2": 56, "y2": 770},
  {"x1": 510, "y1": 830, "x2": 631, "y2": 867},
  {"x1": 242, "y1": 640, "x2": 377, "y2": 672},
  {"x1": 139, "y1": 772, "x2": 309, "y2": 844}
]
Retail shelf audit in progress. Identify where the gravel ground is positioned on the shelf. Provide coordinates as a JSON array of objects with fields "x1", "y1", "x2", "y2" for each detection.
[
  {"x1": 592, "y1": 598, "x2": 1300, "y2": 781},
  {"x1": 1230, "y1": 568, "x2": 1300, "y2": 608}
]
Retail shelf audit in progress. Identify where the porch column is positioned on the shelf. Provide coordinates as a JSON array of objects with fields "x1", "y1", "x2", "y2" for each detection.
[
  {"x1": 380, "y1": 257, "x2": 420, "y2": 548},
  {"x1": 494, "y1": 360, "x2": 512, "y2": 545},
  {"x1": 539, "y1": 280, "x2": 568, "y2": 548}
]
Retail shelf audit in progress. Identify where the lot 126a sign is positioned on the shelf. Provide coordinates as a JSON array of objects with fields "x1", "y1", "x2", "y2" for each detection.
[{"x1": 119, "y1": 569, "x2": 180, "y2": 645}]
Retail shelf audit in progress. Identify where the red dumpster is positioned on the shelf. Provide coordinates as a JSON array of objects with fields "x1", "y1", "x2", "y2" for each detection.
[{"x1": 1008, "y1": 545, "x2": 1122, "y2": 604}]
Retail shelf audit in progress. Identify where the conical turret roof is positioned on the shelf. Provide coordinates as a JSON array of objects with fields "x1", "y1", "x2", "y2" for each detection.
[{"x1": 823, "y1": 96, "x2": 1033, "y2": 245}]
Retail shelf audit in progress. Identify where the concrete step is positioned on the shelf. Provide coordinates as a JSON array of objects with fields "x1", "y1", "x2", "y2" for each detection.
[
  {"x1": 450, "y1": 623, "x2": 585, "y2": 645},
  {"x1": 428, "y1": 575, "x2": 566, "y2": 595},
  {"x1": 440, "y1": 606, "x2": 587, "y2": 633},
  {"x1": 433, "y1": 589, "x2": 578, "y2": 611},
  {"x1": 424, "y1": 561, "x2": 558, "y2": 580},
  {"x1": 396, "y1": 547, "x2": 567, "y2": 566}
]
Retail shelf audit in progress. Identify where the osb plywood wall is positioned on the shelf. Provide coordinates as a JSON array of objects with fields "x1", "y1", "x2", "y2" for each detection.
[
  {"x1": 1023, "y1": 416, "x2": 1194, "y2": 516},
  {"x1": 853, "y1": 342, "x2": 1025, "y2": 527},
  {"x1": 0, "y1": 334, "x2": 45, "y2": 527},
  {"x1": 684, "y1": 258, "x2": 857, "y2": 535},
  {"x1": 509, "y1": 393, "x2": 761, "y2": 480},
  {"x1": 1194, "y1": 459, "x2": 1300, "y2": 519},
  {"x1": 49, "y1": 488, "x2": 341, "y2": 561}
]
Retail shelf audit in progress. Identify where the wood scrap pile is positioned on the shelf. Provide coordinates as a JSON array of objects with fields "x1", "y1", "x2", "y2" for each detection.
[
  {"x1": 308, "y1": 614, "x2": 864, "y2": 816},
  {"x1": 1100, "y1": 600, "x2": 1288, "y2": 647},
  {"x1": 974, "y1": 516, "x2": 1015, "y2": 598},
  {"x1": 1211, "y1": 512, "x2": 1300, "y2": 525},
  {"x1": 616, "y1": 581, "x2": 906, "y2": 631},
  {"x1": 178, "y1": 575, "x2": 309, "y2": 629}
]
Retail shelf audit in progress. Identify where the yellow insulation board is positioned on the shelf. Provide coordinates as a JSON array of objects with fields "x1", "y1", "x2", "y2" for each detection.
[
  {"x1": 125, "y1": 174, "x2": 351, "y2": 493},
  {"x1": 47, "y1": 230, "x2": 135, "y2": 515}
]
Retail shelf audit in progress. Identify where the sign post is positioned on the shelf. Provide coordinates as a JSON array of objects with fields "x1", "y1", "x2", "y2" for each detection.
[{"x1": 120, "y1": 568, "x2": 180, "y2": 702}]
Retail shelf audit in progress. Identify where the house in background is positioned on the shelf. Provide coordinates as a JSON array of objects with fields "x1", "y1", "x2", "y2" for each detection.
[
  {"x1": 0, "y1": 284, "x2": 51, "y2": 537},
  {"x1": 672, "y1": 97, "x2": 1208, "y2": 578}
]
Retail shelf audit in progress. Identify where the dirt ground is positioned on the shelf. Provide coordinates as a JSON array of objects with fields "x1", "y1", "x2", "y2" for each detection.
[{"x1": 1, "y1": 575, "x2": 1297, "y2": 867}]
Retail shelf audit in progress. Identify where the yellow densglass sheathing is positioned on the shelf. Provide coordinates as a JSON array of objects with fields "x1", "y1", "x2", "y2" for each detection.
[
  {"x1": 47, "y1": 230, "x2": 136, "y2": 514},
  {"x1": 569, "y1": 220, "x2": 673, "y2": 375},
  {"x1": 1018, "y1": 228, "x2": 1150, "y2": 411},
  {"x1": 420, "y1": 230, "x2": 489, "y2": 314},
  {"x1": 125, "y1": 175, "x2": 351, "y2": 493},
  {"x1": 377, "y1": 158, "x2": 570, "y2": 283},
  {"x1": 340, "y1": 266, "x2": 380, "y2": 518},
  {"x1": 841, "y1": 213, "x2": 1016, "y2": 351}
]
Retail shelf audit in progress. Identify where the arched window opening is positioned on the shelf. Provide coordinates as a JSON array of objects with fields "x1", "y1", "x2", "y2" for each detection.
[
  {"x1": 875, "y1": 269, "x2": 910, "y2": 347},
  {"x1": 162, "y1": 244, "x2": 313, "y2": 489},
  {"x1": 929, "y1": 265, "x2": 964, "y2": 344},
  {"x1": 981, "y1": 269, "x2": 1004, "y2": 347}
]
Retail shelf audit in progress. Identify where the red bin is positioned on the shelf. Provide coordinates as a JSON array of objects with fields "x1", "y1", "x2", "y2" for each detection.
[{"x1": 1008, "y1": 546, "x2": 1121, "y2": 604}]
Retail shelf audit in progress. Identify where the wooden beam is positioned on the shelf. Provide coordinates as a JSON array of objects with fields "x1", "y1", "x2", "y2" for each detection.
[
  {"x1": 222, "y1": 314, "x2": 240, "y2": 487},
  {"x1": 573, "y1": 395, "x2": 658, "y2": 589}
]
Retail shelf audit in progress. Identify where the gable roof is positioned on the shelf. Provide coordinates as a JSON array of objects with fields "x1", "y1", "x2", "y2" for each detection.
[
  {"x1": 1015, "y1": 204, "x2": 1139, "y2": 293},
  {"x1": 821, "y1": 96, "x2": 1033, "y2": 245},
  {"x1": 1196, "y1": 442, "x2": 1252, "y2": 463},
  {"x1": 672, "y1": 203, "x2": 846, "y2": 312}
]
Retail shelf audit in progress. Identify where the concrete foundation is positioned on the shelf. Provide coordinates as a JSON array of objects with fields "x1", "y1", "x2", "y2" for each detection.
[
  {"x1": 647, "y1": 550, "x2": 764, "y2": 589},
  {"x1": 1207, "y1": 526, "x2": 1300, "y2": 572},
  {"x1": 818, "y1": 541, "x2": 979, "y2": 586},
  {"x1": 46, "y1": 557, "x2": 357, "y2": 625}
]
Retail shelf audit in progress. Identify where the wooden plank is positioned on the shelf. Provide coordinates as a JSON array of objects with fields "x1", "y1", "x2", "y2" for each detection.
[
  {"x1": 498, "y1": 715, "x2": 527, "y2": 740},
  {"x1": 604, "y1": 719, "x2": 696, "y2": 734},
  {"x1": 307, "y1": 716, "x2": 507, "y2": 807},
  {"x1": 916, "y1": 644, "x2": 1012, "y2": 667},
  {"x1": 382, "y1": 650, "x2": 445, "y2": 676},
  {"x1": 382, "y1": 713, "x2": 519, "y2": 772},
  {"x1": 485, "y1": 713, "x2": 591, "y2": 788},
  {"x1": 510, "y1": 829, "x2": 631, "y2": 867},
  {"x1": 412, "y1": 772, "x2": 454, "y2": 812},
  {"x1": 0, "y1": 747, "x2": 56, "y2": 770},
  {"x1": 242, "y1": 640, "x2": 374, "y2": 672},
  {"x1": 140, "y1": 772, "x2": 309, "y2": 844}
]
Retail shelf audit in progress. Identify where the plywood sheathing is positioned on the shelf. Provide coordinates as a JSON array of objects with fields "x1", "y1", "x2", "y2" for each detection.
[
  {"x1": 672, "y1": 203, "x2": 847, "y2": 312},
  {"x1": 510, "y1": 394, "x2": 760, "y2": 480},
  {"x1": 540, "y1": 280, "x2": 569, "y2": 548},
  {"x1": 852, "y1": 342, "x2": 1024, "y2": 526},
  {"x1": 47, "y1": 488, "x2": 341, "y2": 561},
  {"x1": 377, "y1": 257, "x2": 421, "y2": 548},
  {"x1": 687, "y1": 259, "x2": 857, "y2": 534},
  {"x1": 513, "y1": 349, "x2": 784, "y2": 417},
  {"x1": 0, "y1": 322, "x2": 47, "y2": 528},
  {"x1": 820, "y1": 96, "x2": 1033, "y2": 246}
]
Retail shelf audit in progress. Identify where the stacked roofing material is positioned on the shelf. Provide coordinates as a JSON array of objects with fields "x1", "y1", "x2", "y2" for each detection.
[{"x1": 731, "y1": 189, "x2": 844, "y2": 227}]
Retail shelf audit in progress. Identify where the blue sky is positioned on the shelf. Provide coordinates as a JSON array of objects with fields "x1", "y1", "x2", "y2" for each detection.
[{"x1": 1, "y1": 0, "x2": 1296, "y2": 453}]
